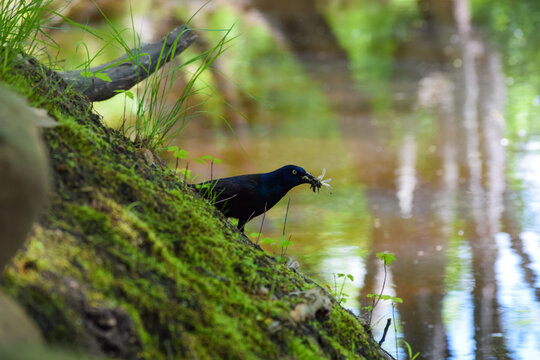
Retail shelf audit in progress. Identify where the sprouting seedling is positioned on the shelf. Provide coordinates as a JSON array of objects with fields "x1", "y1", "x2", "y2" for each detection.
[
  {"x1": 194, "y1": 155, "x2": 222, "y2": 180},
  {"x1": 325, "y1": 273, "x2": 354, "y2": 305},
  {"x1": 366, "y1": 251, "x2": 399, "y2": 325},
  {"x1": 166, "y1": 146, "x2": 189, "y2": 172}
]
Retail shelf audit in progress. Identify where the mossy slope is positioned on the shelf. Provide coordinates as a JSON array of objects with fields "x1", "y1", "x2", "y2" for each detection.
[{"x1": 0, "y1": 59, "x2": 388, "y2": 360}]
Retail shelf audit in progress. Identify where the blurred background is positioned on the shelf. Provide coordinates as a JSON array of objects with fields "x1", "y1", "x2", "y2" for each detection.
[{"x1": 46, "y1": 0, "x2": 540, "y2": 358}]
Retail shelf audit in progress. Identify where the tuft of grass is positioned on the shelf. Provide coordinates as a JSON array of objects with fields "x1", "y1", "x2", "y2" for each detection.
[
  {"x1": 131, "y1": 25, "x2": 233, "y2": 150},
  {"x1": 0, "y1": 0, "x2": 56, "y2": 77}
]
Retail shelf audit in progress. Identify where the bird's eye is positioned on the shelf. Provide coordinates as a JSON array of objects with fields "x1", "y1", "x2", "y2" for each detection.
[{"x1": 292, "y1": 169, "x2": 298, "y2": 175}]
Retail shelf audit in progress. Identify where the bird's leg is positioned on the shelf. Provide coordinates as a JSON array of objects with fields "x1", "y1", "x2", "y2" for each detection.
[
  {"x1": 238, "y1": 219, "x2": 247, "y2": 233},
  {"x1": 238, "y1": 211, "x2": 257, "y2": 234}
]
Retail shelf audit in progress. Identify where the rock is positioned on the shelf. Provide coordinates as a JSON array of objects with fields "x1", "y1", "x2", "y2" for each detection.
[
  {"x1": 0, "y1": 84, "x2": 49, "y2": 269},
  {"x1": 0, "y1": 289, "x2": 43, "y2": 345}
]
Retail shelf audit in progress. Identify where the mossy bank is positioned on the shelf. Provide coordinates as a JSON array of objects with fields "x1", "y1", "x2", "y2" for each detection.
[{"x1": 0, "y1": 58, "x2": 389, "y2": 359}]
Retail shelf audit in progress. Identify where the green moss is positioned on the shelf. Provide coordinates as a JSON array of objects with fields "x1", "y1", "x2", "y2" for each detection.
[{"x1": 0, "y1": 59, "x2": 387, "y2": 359}]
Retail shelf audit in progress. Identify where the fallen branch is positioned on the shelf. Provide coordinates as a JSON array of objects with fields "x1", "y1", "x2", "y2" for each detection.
[{"x1": 60, "y1": 25, "x2": 197, "y2": 102}]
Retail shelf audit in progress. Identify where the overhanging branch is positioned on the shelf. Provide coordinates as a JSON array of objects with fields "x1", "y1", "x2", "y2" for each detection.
[{"x1": 60, "y1": 25, "x2": 197, "y2": 102}]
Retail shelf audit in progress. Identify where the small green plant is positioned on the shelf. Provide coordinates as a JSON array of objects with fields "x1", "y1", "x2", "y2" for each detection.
[
  {"x1": 166, "y1": 145, "x2": 188, "y2": 171},
  {"x1": 258, "y1": 235, "x2": 276, "y2": 247},
  {"x1": 366, "y1": 293, "x2": 403, "y2": 304},
  {"x1": 362, "y1": 252, "x2": 419, "y2": 359},
  {"x1": 194, "y1": 155, "x2": 222, "y2": 180},
  {"x1": 178, "y1": 168, "x2": 192, "y2": 181},
  {"x1": 326, "y1": 273, "x2": 354, "y2": 305},
  {"x1": 253, "y1": 234, "x2": 293, "y2": 264},
  {"x1": 194, "y1": 154, "x2": 221, "y2": 165},
  {"x1": 167, "y1": 145, "x2": 189, "y2": 160},
  {"x1": 377, "y1": 251, "x2": 396, "y2": 266},
  {"x1": 166, "y1": 147, "x2": 225, "y2": 185},
  {"x1": 365, "y1": 251, "x2": 400, "y2": 324}
]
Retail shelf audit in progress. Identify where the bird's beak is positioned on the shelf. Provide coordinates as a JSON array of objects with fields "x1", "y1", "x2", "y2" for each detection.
[{"x1": 301, "y1": 173, "x2": 317, "y2": 185}]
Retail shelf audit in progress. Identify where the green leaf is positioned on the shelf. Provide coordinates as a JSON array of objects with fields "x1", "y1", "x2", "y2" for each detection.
[
  {"x1": 337, "y1": 273, "x2": 345, "y2": 278},
  {"x1": 213, "y1": 158, "x2": 222, "y2": 164},
  {"x1": 124, "y1": 91, "x2": 134, "y2": 100},
  {"x1": 194, "y1": 158, "x2": 206, "y2": 165},
  {"x1": 80, "y1": 70, "x2": 93, "y2": 78},
  {"x1": 347, "y1": 274, "x2": 354, "y2": 282},
  {"x1": 261, "y1": 237, "x2": 276, "y2": 246},
  {"x1": 202, "y1": 155, "x2": 213, "y2": 160},
  {"x1": 249, "y1": 232, "x2": 261, "y2": 238},
  {"x1": 392, "y1": 296, "x2": 403, "y2": 304},
  {"x1": 399, "y1": 339, "x2": 419, "y2": 359},
  {"x1": 179, "y1": 169, "x2": 191, "y2": 179},
  {"x1": 376, "y1": 251, "x2": 396, "y2": 266},
  {"x1": 166, "y1": 146, "x2": 179, "y2": 152},
  {"x1": 95, "y1": 72, "x2": 112, "y2": 82},
  {"x1": 174, "y1": 149, "x2": 189, "y2": 159},
  {"x1": 281, "y1": 240, "x2": 292, "y2": 248}
]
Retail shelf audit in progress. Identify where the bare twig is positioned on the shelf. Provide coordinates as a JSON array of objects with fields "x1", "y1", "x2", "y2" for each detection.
[
  {"x1": 213, "y1": 194, "x2": 238, "y2": 205},
  {"x1": 183, "y1": 161, "x2": 189, "y2": 184},
  {"x1": 256, "y1": 203, "x2": 267, "y2": 245},
  {"x1": 280, "y1": 199, "x2": 291, "y2": 258}
]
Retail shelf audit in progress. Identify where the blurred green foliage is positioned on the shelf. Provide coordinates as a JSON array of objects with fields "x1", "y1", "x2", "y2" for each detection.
[{"x1": 472, "y1": 0, "x2": 540, "y2": 139}]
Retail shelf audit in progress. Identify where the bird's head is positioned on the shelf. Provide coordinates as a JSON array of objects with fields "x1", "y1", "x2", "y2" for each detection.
[{"x1": 276, "y1": 165, "x2": 317, "y2": 188}]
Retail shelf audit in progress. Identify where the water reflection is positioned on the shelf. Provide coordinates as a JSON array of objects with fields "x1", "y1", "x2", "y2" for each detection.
[{"x1": 496, "y1": 233, "x2": 540, "y2": 358}]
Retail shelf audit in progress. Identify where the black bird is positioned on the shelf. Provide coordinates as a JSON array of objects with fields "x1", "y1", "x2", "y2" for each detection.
[{"x1": 190, "y1": 165, "x2": 318, "y2": 232}]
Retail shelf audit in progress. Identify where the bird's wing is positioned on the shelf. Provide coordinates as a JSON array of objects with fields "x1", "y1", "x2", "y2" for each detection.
[{"x1": 192, "y1": 175, "x2": 258, "y2": 203}]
